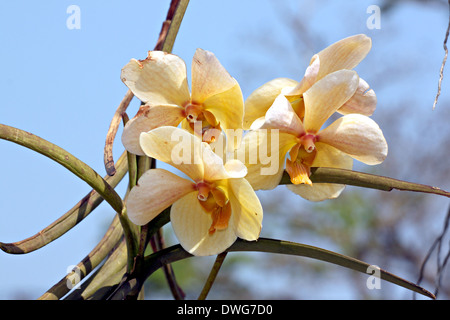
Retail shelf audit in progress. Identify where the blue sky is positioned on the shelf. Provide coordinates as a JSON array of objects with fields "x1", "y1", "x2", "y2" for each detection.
[{"x1": 1, "y1": 1, "x2": 449, "y2": 299}]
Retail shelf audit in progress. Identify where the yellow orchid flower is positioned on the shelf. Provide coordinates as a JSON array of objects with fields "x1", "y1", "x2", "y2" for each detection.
[
  {"x1": 121, "y1": 48, "x2": 244, "y2": 155},
  {"x1": 126, "y1": 126, "x2": 262, "y2": 256},
  {"x1": 239, "y1": 69, "x2": 388, "y2": 201},
  {"x1": 243, "y1": 34, "x2": 376, "y2": 130}
]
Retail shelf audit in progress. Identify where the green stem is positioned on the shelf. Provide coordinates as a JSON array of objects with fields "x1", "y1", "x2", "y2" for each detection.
[
  {"x1": 160, "y1": 0, "x2": 190, "y2": 53},
  {"x1": 0, "y1": 124, "x2": 124, "y2": 213},
  {"x1": 0, "y1": 151, "x2": 128, "y2": 254},
  {"x1": 198, "y1": 252, "x2": 227, "y2": 300},
  {"x1": 38, "y1": 215, "x2": 123, "y2": 300},
  {"x1": 280, "y1": 167, "x2": 450, "y2": 198},
  {"x1": 139, "y1": 238, "x2": 436, "y2": 300}
]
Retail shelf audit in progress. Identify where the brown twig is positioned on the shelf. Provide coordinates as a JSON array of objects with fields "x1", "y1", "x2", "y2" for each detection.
[
  {"x1": 103, "y1": 0, "x2": 186, "y2": 176},
  {"x1": 104, "y1": 90, "x2": 134, "y2": 176},
  {"x1": 433, "y1": 0, "x2": 450, "y2": 110}
]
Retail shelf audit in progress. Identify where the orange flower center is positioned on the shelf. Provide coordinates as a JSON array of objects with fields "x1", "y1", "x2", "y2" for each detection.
[
  {"x1": 286, "y1": 142, "x2": 317, "y2": 186},
  {"x1": 184, "y1": 103, "x2": 221, "y2": 143},
  {"x1": 196, "y1": 181, "x2": 231, "y2": 235}
]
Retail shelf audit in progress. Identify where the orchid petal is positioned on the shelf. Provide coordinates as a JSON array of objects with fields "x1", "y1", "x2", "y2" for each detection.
[
  {"x1": 122, "y1": 104, "x2": 184, "y2": 155},
  {"x1": 287, "y1": 183, "x2": 346, "y2": 202},
  {"x1": 303, "y1": 70, "x2": 359, "y2": 133},
  {"x1": 202, "y1": 83, "x2": 244, "y2": 131},
  {"x1": 318, "y1": 114, "x2": 388, "y2": 165},
  {"x1": 126, "y1": 169, "x2": 195, "y2": 225},
  {"x1": 244, "y1": 78, "x2": 299, "y2": 129},
  {"x1": 239, "y1": 130, "x2": 298, "y2": 190},
  {"x1": 121, "y1": 51, "x2": 190, "y2": 106},
  {"x1": 228, "y1": 178, "x2": 263, "y2": 241},
  {"x1": 284, "y1": 54, "x2": 321, "y2": 96},
  {"x1": 201, "y1": 142, "x2": 247, "y2": 181},
  {"x1": 316, "y1": 34, "x2": 372, "y2": 80},
  {"x1": 338, "y1": 78, "x2": 377, "y2": 116},
  {"x1": 140, "y1": 126, "x2": 204, "y2": 181},
  {"x1": 260, "y1": 94, "x2": 305, "y2": 136},
  {"x1": 170, "y1": 192, "x2": 237, "y2": 256},
  {"x1": 191, "y1": 48, "x2": 238, "y2": 104}
]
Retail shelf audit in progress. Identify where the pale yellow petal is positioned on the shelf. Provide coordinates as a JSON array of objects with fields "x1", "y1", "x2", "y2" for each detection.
[
  {"x1": 312, "y1": 142, "x2": 354, "y2": 169},
  {"x1": 244, "y1": 78, "x2": 299, "y2": 130},
  {"x1": 318, "y1": 114, "x2": 388, "y2": 165},
  {"x1": 191, "y1": 48, "x2": 238, "y2": 104},
  {"x1": 237, "y1": 130, "x2": 298, "y2": 190},
  {"x1": 126, "y1": 169, "x2": 195, "y2": 225},
  {"x1": 303, "y1": 70, "x2": 359, "y2": 133},
  {"x1": 284, "y1": 54, "x2": 320, "y2": 96},
  {"x1": 121, "y1": 104, "x2": 185, "y2": 155},
  {"x1": 260, "y1": 94, "x2": 305, "y2": 136},
  {"x1": 228, "y1": 178, "x2": 263, "y2": 241},
  {"x1": 316, "y1": 34, "x2": 372, "y2": 80},
  {"x1": 170, "y1": 192, "x2": 237, "y2": 256},
  {"x1": 121, "y1": 51, "x2": 190, "y2": 106},
  {"x1": 203, "y1": 83, "x2": 244, "y2": 131},
  {"x1": 287, "y1": 183, "x2": 346, "y2": 202},
  {"x1": 338, "y1": 78, "x2": 377, "y2": 116},
  {"x1": 140, "y1": 126, "x2": 204, "y2": 181}
]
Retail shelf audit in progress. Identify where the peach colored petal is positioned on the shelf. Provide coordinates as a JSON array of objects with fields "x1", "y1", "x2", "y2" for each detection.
[
  {"x1": 121, "y1": 51, "x2": 190, "y2": 106},
  {"x1": 121, "y1": 104, "x2": 185, "y2": 155},
  {"x1": 287, "y1": 183, "x2": 346, "y2": 202},
  {"x1": 303, "y1": 70, "x2": 359, "y2": 133},
  {"x1": 316, "y1": 34, "x2": 372, "y2": 80},
  {"x1": 191, "y1": 48, "x2": 238, "y2": 104},
  {"x1": 338, "y1": 78, "x2": 377, "y2": 116},
  {"x1": 139, "y1": 126, "x2": 204, "y2": 182},
  {"x1": 126, "y1": 169, "x2": 195, "y2": 225},
  {"x1": 318, "y1": 114, "x2": 388, "y2": 165},
  {"x1": 260, "y1": 94, "x2": 305, "y2": 136},
  {"x1": 284, "y1": 54, "x2": 320, "y2": 96},
  {"x1": 238, "y1": 130, "x2": 298, "y2": 190},
  {"x1": 244, "y1": 78, "x2": 298, "y2": 129}
]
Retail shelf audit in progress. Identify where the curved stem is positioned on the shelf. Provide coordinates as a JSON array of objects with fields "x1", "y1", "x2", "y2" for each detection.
[
  {"x1": 280, "y1": 167, "x2": 450, "y2": 198},
  {"x1": 38, "y1": 215, "x2": 123, "y2": 300},
  {"x1": 0, "y1": 124, "x2": 124, "y2": 213},
  {"x1": 198, "y1": 252, "x2": 227, "y2": 300},
  {"x1": 0, "y1": 151, "x2": 128, "y2": 254}
]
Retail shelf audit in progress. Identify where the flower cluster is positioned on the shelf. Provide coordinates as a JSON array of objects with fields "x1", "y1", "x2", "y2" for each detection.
[{"x1": 121, "y1": 34, "x2": 388, "y2": 256}]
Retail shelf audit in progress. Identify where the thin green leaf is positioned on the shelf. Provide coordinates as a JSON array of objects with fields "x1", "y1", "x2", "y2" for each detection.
[
  {"x1": 198, "y1": 252, "x2": 227, "y2": 300},
  {"x1": 65, "y1": 239, "x2": 128, "y2": 300},
  {"x1": 0, "y1": 151, "x2": 128, "y2": 254},
  {"x1": 139, "y1": 238, "x2": 435, "y2": 300},
  {"x1": 280, "y1": 168, "x2": 450, "y2": 198},
  {"x1": 38, "y1": 215, "x2": 123, "y2": 300},
  {"x1": 0, "y1": 124, "x2": 124, "y2": 213}
]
